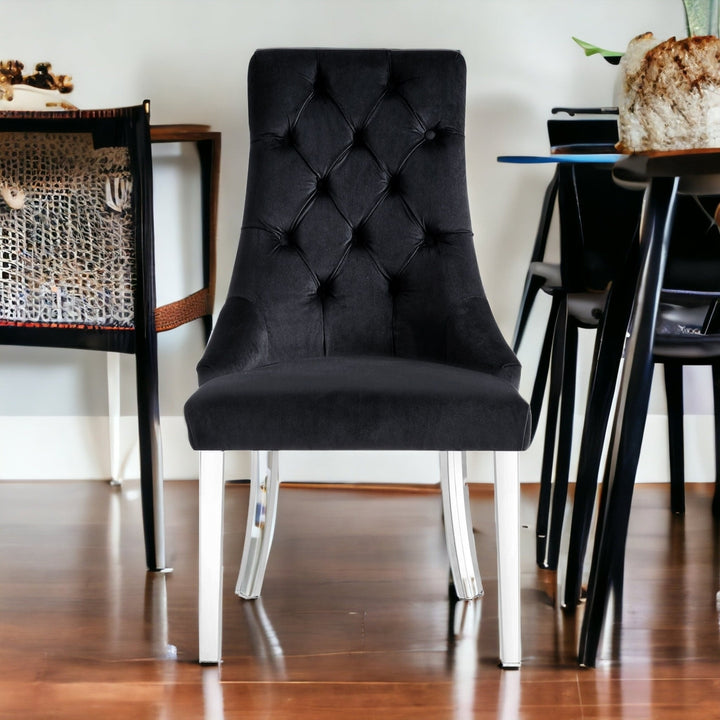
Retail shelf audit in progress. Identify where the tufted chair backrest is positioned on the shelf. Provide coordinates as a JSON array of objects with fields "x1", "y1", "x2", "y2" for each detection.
[{"x1": 229, "y1": 49, "x2": 485, "y2": 363}]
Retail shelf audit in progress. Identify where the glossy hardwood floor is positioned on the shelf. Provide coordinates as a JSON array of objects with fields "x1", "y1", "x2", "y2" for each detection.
[{"x1": 1, "y1": 478, "x2": 720, "y2": 719}]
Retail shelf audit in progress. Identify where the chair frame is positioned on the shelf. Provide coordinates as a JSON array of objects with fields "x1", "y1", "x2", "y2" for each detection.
[
  {"x1": 197, "y1": 449, "x2": 522, "y2": 668},
  {"x1": 0, "y1": 104, "x2": 165, "y2": 571}
]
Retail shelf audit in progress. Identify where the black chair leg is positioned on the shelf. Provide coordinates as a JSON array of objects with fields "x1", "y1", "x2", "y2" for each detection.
[
  {"x1": 664, "y1": 362, "x2": 686, "y2": 515},
  {"x1": 546, "y1": 316, "x2": 578, "y2": 571},
  {"x1": 513, "y1": 167, "x2": 560, "y2": 353},
  {"x1": 712, "y1": 363, "x2": 720, "y2": 518},
  {"x1": 537, "y1": 296, "x2": 567, "y2": 567},
  {"x1": 513, "y1": 273, "x2": 546, "y2": 353},
  {"x1": 530, "y1": 294, "x2": 563, "y2": 440},
  {"x1": 135, "y1": 333, "x2": 167, "y2": 572},
  {"x1": 562, "y1": 236, "x2": 640, "y2": 611}
]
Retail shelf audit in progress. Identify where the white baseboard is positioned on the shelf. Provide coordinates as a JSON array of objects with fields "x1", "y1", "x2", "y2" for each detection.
[{"x1": 0, "y1": 414, "x2": 711, "y2": 484}]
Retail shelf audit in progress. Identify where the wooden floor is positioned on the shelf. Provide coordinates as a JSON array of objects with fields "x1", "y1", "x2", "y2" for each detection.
[{"x1": 1, "y1": 479, "x2": 720, "y2": 719}]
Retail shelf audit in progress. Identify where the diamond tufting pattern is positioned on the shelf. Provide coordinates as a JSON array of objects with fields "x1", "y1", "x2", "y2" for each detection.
[{"x1": 235, "y1": 49, "x2": 478, "y2": 362}]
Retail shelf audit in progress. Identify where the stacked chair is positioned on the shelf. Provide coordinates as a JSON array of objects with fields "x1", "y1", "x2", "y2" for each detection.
[{"x1": 516, "y1": 110, "x2": 720, "y2": 618}]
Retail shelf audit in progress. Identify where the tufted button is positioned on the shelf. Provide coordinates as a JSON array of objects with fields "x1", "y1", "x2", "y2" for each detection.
[
  {"x1": 351, "y1": 225, "x2": 368, "y2": 247},
  {"x1": 352, "y1": 127, "x2": 368, "y2": 148},
  {"x1": 424, "y1": 128, "x2": 437, "y2": 141},
  {"x1": 313, "y1": 71, "x2": 328, "y2": 97},
  {"x1": 316, "y1": 279, "x2": 333, "y2": 301},
  {"x1": 387, "y1": 276, "x2": 402, "y2": 297},
  {"x1": 285, "y1": 126, "x2": 298, "y2": 147},
  {"x1": 423, "y1": 230, "x2": 440, "y2": 247},
  {"x1": 315, "y1": 175, "x2": 331, "y2": 196},
  {"x1": 385, "y1": 173, "x2": 402, "y2": 196},
  {"x1": 277, "y1": 228, "x2": 296, "y2": 248}
]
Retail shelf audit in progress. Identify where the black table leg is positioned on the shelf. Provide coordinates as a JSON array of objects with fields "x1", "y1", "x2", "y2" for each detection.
[{"x1": 578, "y1": 176, "x2": 679, "y2": 667}]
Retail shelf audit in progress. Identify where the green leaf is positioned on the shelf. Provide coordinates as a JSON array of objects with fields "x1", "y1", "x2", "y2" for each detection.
[{"x1": 571, "y1": 37, "x2": 624, "y2": 59}]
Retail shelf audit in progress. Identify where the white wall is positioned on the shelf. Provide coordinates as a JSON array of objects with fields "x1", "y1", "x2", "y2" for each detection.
[{"x1": 1, "y1": 0, "x2": 703, "y2": 483}]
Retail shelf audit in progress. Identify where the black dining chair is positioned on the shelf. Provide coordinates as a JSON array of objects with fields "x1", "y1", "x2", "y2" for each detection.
[
  {"x1": 512, "y1": 115, "x2": 623, "y2": 352},
  {"x1": 564, "y1": 188, "x2": 720, "y2": 615},
  {"x1": 516, "y1": 111, "x2": 720, "y2": 594},
  {"x1": 184, "y1": 48, "x2": 531, "y2": 667},
  {"x1": 513, "y1": 115, "x2": 642, "y2": 571},
  {"x1": 529, "y1": 145, "x2": 720, "y2": 619},
  {"x1": 0, "y1": 104, "x2": 166, "y2": 571}
]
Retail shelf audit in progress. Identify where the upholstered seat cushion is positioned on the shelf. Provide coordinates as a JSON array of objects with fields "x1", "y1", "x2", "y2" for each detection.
[{"x1": 184, "y1": 355, "x2": 531, "y2": 451}]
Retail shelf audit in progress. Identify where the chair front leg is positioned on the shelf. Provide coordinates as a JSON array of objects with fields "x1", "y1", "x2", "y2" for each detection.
[
  {"x1": 199, "y1": 450, "x2": 225, "y2": 664},
  {"x1": 494, "y1": 451, "x2": 521, "y2": 668},
  {"x1": 440, "y1": 451, "x2": 483, "y2": 600},
  {"x1": 236, "y1": 450, "x2": 280, "y2": 599}
]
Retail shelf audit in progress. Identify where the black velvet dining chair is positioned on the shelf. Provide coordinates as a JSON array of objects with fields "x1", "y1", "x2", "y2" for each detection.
[{"x1": 184, "y1": 48, "x2": 531, "y2": 667}]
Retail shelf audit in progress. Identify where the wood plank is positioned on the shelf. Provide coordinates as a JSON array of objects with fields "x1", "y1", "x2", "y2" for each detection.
[{"x1": 0, "y1": 480, "x2": 719, "y2": 718}]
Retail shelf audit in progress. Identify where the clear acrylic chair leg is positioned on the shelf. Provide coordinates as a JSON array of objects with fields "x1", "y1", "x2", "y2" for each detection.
[
  {"x1": 198, "y1": 450, "x2": 225, "y2": 664},
  {"x1": 494, "y1": 450, "x2": 522, "y2": 668},
  {"x1": 440, "y1": 451, "x2": 483, "y2": 600},
  {"x1": 236, "y1": 450, "x2": 280, "y2": 599}
]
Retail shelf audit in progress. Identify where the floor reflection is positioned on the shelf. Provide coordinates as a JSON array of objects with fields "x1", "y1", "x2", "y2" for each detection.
[
  {"x1": 446, "y1": 598, "x2": 481, "y2": 719},
  {"x1": 497, "y1": 669, "x2": 520, "y2": 720},
  {"x1": 243, "y1": 598, "x2": 286, "y2": 677},
  {"x1": 202, "y1": 666, "x2": 225, "y2": 719},
  {"x1": 144, "y1": 571, "x2": 177, "y2": 660}
]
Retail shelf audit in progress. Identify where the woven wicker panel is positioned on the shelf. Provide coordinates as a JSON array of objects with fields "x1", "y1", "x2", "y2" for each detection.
[{"x1": 0, "y1": 131, "x2": 135, "y2": 330}]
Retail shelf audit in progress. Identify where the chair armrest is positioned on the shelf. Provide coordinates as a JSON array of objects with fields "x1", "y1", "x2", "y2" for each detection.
[
  {"x1": 445, "y1": 295, "x2": 522, "y2": 388},
  {"x1": 196, "y1": 296, "x2": 269, "y2": 385}
]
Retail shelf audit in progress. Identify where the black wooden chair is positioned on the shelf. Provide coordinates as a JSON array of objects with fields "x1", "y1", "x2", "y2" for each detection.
[
  {"x1": 184, "y1": 49, "x2": 531, "y2": 667},
  {"x1": 0, "y1": 104, "x2": 165, "y2": 571}
]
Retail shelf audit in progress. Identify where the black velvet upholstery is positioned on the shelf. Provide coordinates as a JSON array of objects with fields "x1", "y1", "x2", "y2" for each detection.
[{"x1": 184, "y1": 49, "x2": 531, "y2": 452}]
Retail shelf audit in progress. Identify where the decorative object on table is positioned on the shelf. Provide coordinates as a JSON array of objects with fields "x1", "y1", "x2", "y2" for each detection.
[
  {"x1": 616, "y1": 33, "x2": 720, "y2": 152},
  {"x1": 0, "y1": 59, "x2": 76, "y2": 110},
  {"x1": 573, "y1": 1, "x2": 720, "y2": 151}
]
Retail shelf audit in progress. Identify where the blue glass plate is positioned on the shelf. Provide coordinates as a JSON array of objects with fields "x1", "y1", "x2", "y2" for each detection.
[{"x1": 497, "y1": 154, "x2": 624, "y2": 164}]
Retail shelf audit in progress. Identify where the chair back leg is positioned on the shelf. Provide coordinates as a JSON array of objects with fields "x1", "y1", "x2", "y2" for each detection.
[
  {"x1": 236, "y1": 450, "x2": 281, "y2": 599},
  {"x1": 663, "y1": 362, "x2": 686, "y2": 515},
  {"x1": 494, "y1": 451, "x2": 522, "y2": 668},
  {"x1": 440, "y1": 451, "x2": 483, "y2": 600},
  {"x1": 198, "y1": 450, "x2": 225, "y2": 664},
  {"x1": 712, "y1": 364, "x2": 720, "y2": 518},
  {"x1": 536, "y1": 295, "x2": 567, "y2": 565}
]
